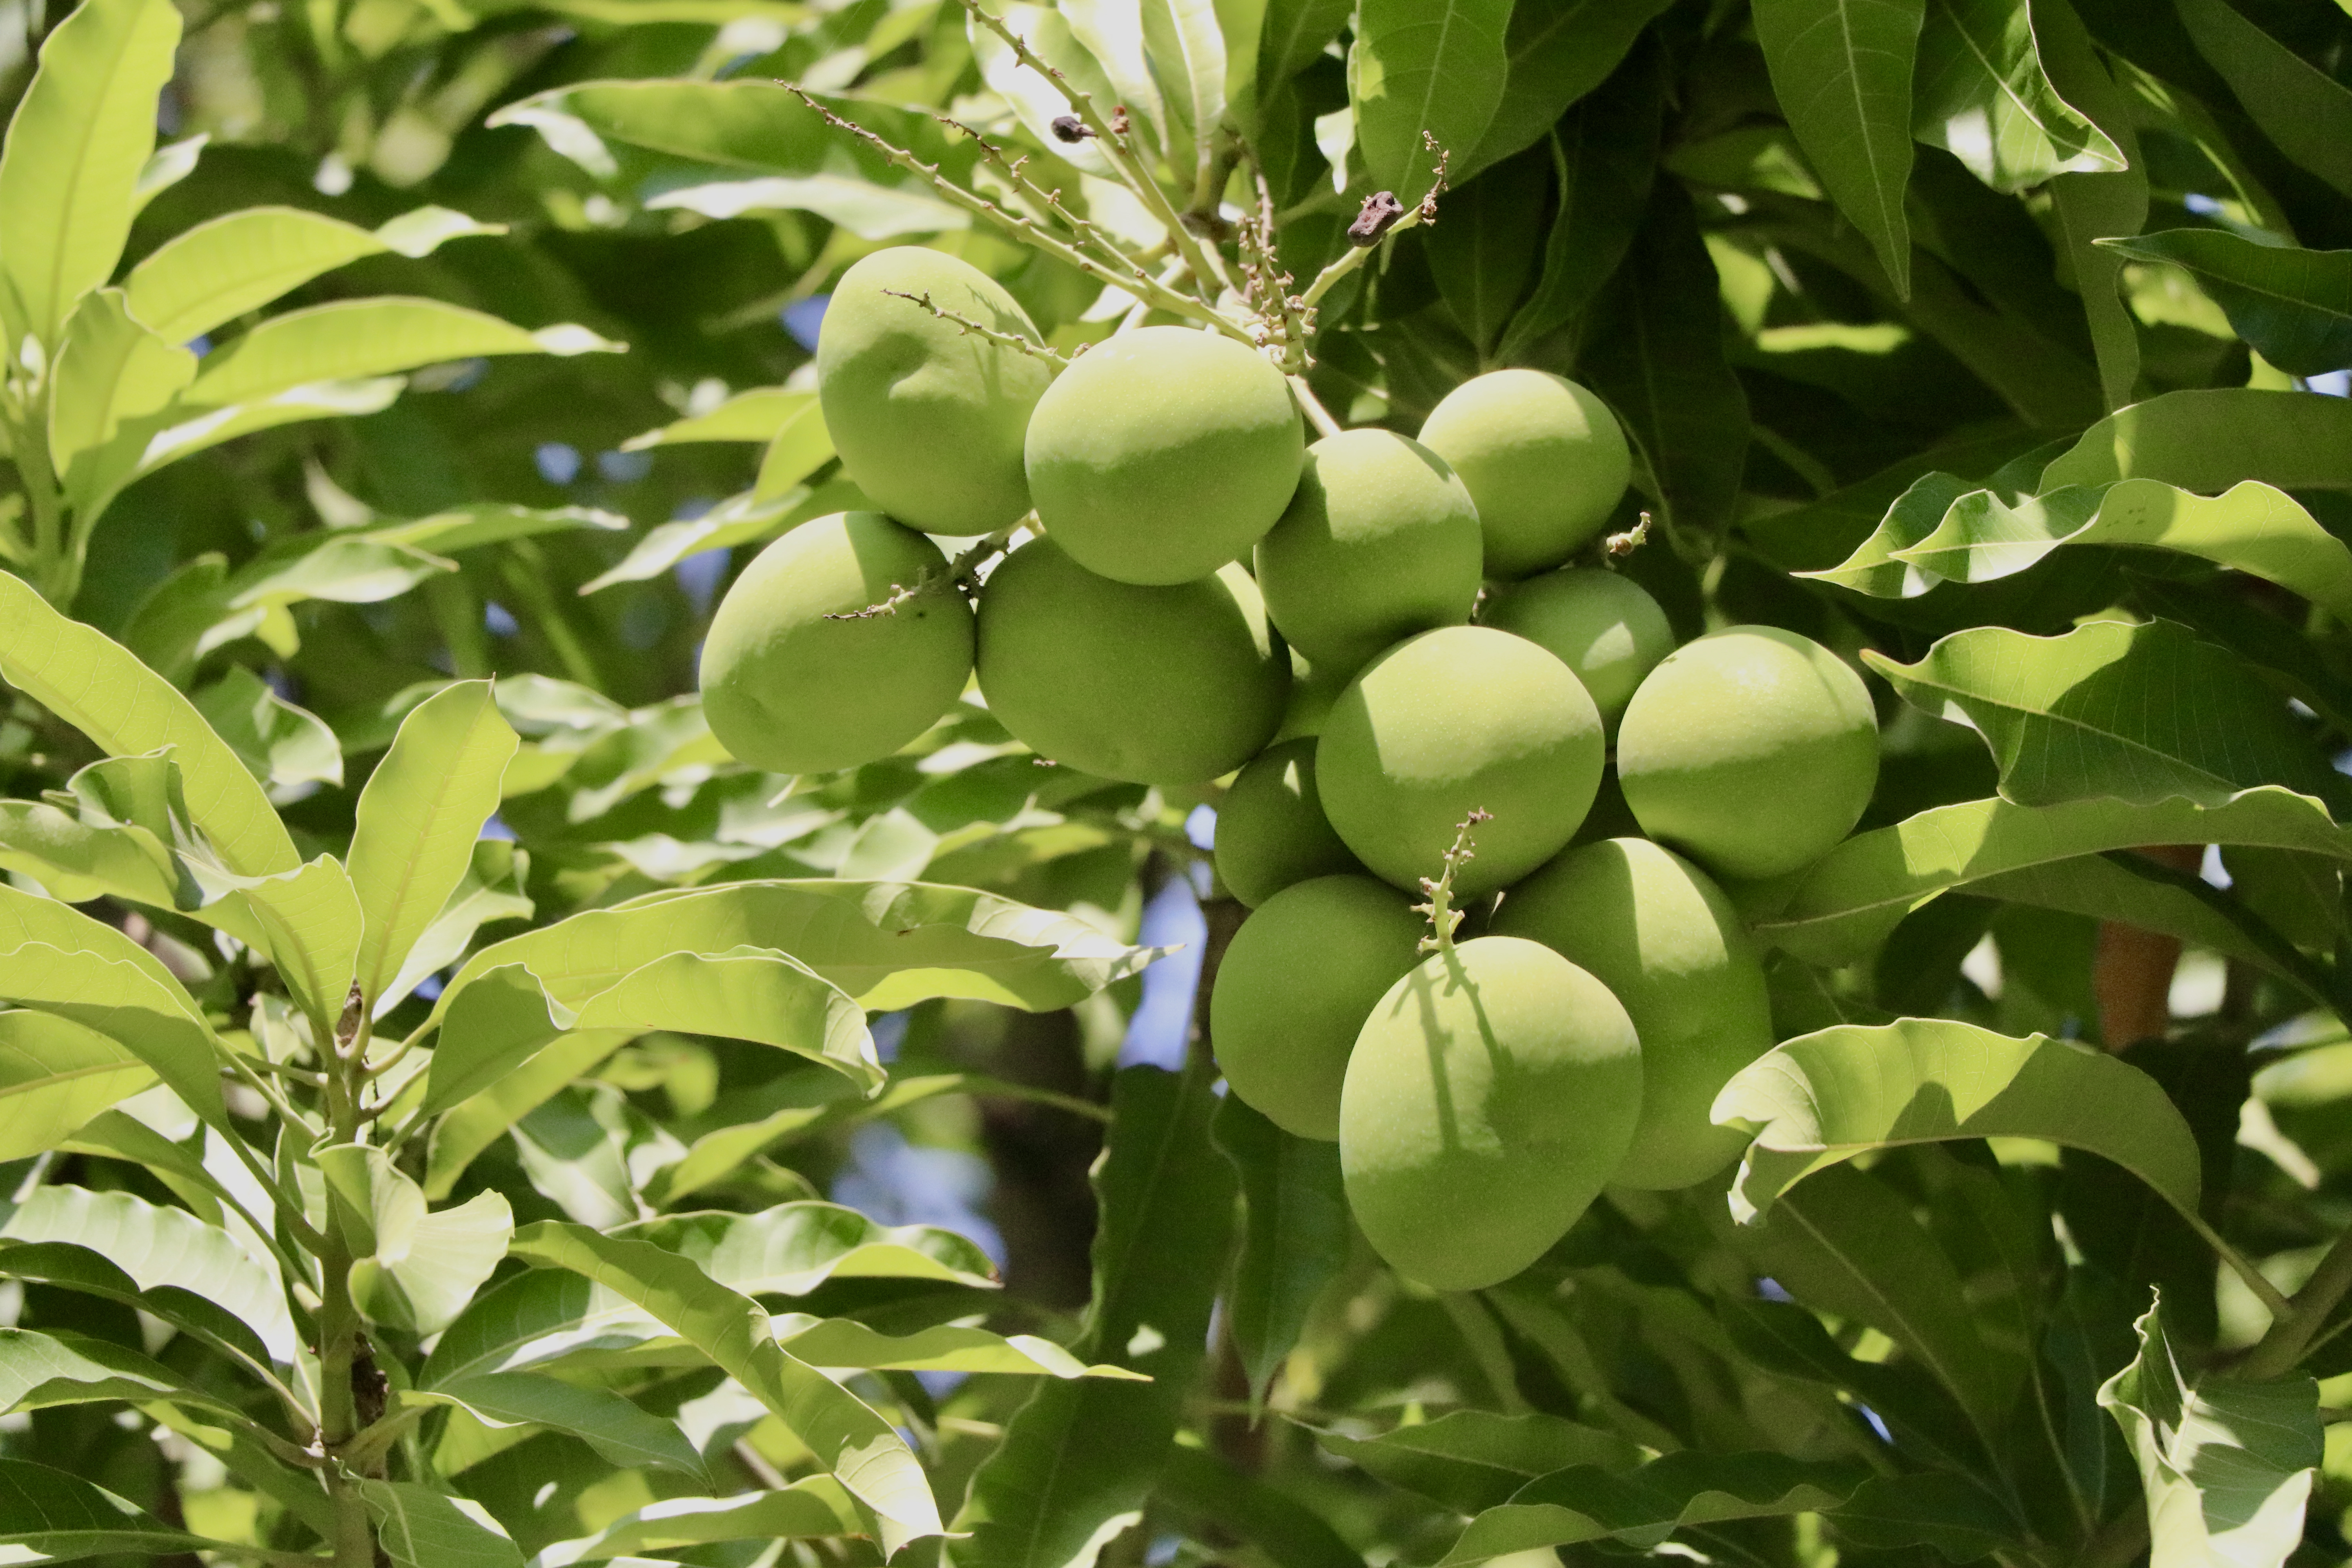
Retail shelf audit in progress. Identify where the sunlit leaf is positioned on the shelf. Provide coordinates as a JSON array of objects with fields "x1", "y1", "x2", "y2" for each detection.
[
  {"x1": 532, "y1": 1480, "x2": 860, "y2": 1565},
  {"x1": 403, "y1": 1371, "x2": 707, "y2": 1477},
  {"x1": 1911, "y1": 0, "x2": 2123, "y2": 192},
  {"x1": 1349, "y1": 0, "x2": 1510, "y2": 205},
  {"x1": 360, "y1": 1481, "x2": 523, "y2": 1568},
  {"x1": 2100, "y1": 229, "x2": 2352, "y2": 377},
  {"x1": 183, "y1": 299, "x2": 620, "y2": 408},
  {"x1": 0, "y1": 1010, "x2": 152, "y2": 1160}
]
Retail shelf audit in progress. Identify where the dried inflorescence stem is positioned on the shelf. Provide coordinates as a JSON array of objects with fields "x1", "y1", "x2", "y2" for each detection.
[
  {"x1": 1606, "y1": 512, "x2": 1653, "y2": 558},
  {"x1": 1238, "y1": 156, "x2": 1315, "y2": 374},
  {"x1": 825, "y1": 530, "x2": 1016, "y2": 621},
  {"x1": 1415, "y1": 808, "x2": 1492, "y2": 956},
  {"x1": 937, "y1": 113, "x2": 1135, "y2": 274},
  {"x1": 1300, "y1": 133, "x2": 1454, "y2": 310},
  {"x1": 879, "y1": 289, "x2": 1075, "y2": 365}
]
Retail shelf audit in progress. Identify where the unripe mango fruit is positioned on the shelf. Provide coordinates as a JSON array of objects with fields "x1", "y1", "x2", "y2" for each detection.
[
  {"x1": 1492, "y1": 838, "x2": 1772, "y2": 1189},
  {"x1": 1417, "y1": 370, "x2": 1630, "y2": 579},
  {"x1": 699, "y1": 511, "x2": 973, "y2": 775},
  {"x1": 816, "y1": 248, "x2": 1055, "y2": 535},
  {"x1": 975, "y1": 537, "x2": 1287, "y2": 784},
  {"x1": 1023, "y1": 326, "x2": 1305, "y2": 584},
  {"x1": 1481, "y1": 569, "x2": 1673, "y2": 731},
  {"x1": 1215, "y1": 738, "x2": 1363, "y2": 907},
  {"x1": 1211, "y1": 875, "x2": 1424, "y2": 1140},
  {"x1": 1617, "y1": 625, "x2": 1879, "y2": 881},
  {"x1": 1255, "y1": 429, "x2": 1483, "y2": 675},
  {"x1": 1340, "y1": 935, "x2": 1641, "y2": 1289},
  {"x1": 1317, "y1": 626, "x2": 1604, "y2": 897}
]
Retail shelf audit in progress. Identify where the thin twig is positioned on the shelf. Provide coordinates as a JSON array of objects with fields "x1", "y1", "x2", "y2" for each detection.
[
  {"x1": 936, "y1": 113, "x2": 1135, "y2": 272},
  {"x1": 1287, "y1": 374, "x2": 1341, "y2": 439},
  {"x1": 2243, "y1": 1220, "x2": 2352, "y2": 1378},
  {"x1": 1299, "y1": 134, "x2": 1452, "y2": 310},
  {"x1": 1415, "y1": 809, "x2": 1491, "y2": 955},
  {"x1": 826, "y1": 530, "x2": 1016, "y2": 621},
  {"x1": 879, "y1": 289, "x2": 1073, "y2": 365}
]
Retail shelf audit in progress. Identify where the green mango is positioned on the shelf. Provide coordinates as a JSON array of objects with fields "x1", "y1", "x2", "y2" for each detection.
[
  {"x1": 1316, "y1": 626, "x2": 1604, "y2": 897},
  {"x1": 698, "y1": 511, "x2": 973, "y2": 775},
  {"x1": 816, "y1": 247, "x2": 1055, "y2": 535},
  {"x1": 1617, "y1": 625, "x2": 1879, "y2": 880},
  {"x1": 1214, "y1": 737, "x2": 1364, "y2": 908},
  {"x1": 1340, "y1": 935, "x2": 1641, "y2": 1289},
  {"x1": 1210, "y1": 875, "x2": 1424, "y2": 1140},
  {"x1": 1254, "y1": 428, "x2": 1483, "y2": 675},
  {"x1": 1493, "y1": 838, "x2": 1772, "y2": 1189},
  {"x1": 975, "y1": 536, "x2": 1288, "y2": 784},
  {"x1": 1481, "y1": 568, "x2": 1673, "y2": 732},
  {"x1": 1023, "y1": 326, "x2": 1305, "y2": 584},
  {"x1": 1417, "y1": 370, "x2": 1631, "y2": 579}
]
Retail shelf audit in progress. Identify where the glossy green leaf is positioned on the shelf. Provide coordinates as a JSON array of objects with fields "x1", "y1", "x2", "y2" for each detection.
[
  {"x1": 1714, "y1": 1019, "x2": 2202, "y2": 1225},
  {"x1": 1581, "y1": 179, "x2": 1750, "y2": 537},
  {"x1": 368, "y1": 503, "x2": 626, "y2": 555},
  {"x1": 0, "y1": 0, "x2": 181, "y2": 345},
  {"x1": 1867, "y1": 618, "x2": 2337, "y2": 808},
  {"x1": 0, "y1": 1185, "x2": 295, "y2": 1361},
  {"x1": 533, "y1": 1479, "x2": 860, "y2": 1564},
  {"x1": 506, "y1": 1221, "x2": 943, "y2": 1552},
  {"x1": 349, "y1": 681, "x2": 516, "y2": 1009},
  {"x1": 1426, "y1": 148, "x2": 1547, "y2": 354},
  {"x1": 1829, "y1": 1472, "x2": 2026, "y2": 1558},
  {"x1": 0, "y1": 572, "x2": 297, "y2": 877},
  {"x1": 579, "y1": 481, "x2": 855, "y2": 595},
  {"x1": 318, "y1": 1143, "x2": 512, "y2": 1334},
  {"x1": 1752, "y1": 0, "x2": 1926, "y2": 295},
  {"x1": 2100, "y1": 229, "x2": 2352, "y2": 377},
  {"x1": 360, "y1": 1481, "x2": 523, "y2": 1568},
  {"x1": 0, "y1": 1010, "x2": 151, "y2": 1160},
  {"x1": 1213, "y1": 1094, "x2": 1347, "y2": 1410},
  {"x1": 421, "y1": 1200, "x2": 998, "y2": 1383},
  {"x1": 57, "y1": 1109, "x2": 235, "y2": 1226},
  {"x1": 432, "y1": 879, "x2": 1155, "y2": 1023},
  {"x1": 193, "y1": 665, "x2": 343, "y2": 791},
  {"x1": 0, "y1": 1326, "x2": 239, "y2": 1419},
  {"x1": 1144, "y1": 0, "x2": 1229, "y2": 195},
  {"x1": 0, "y1": 882, "x2": 228, "y2": 1122},
  {"x1": 1349, "y1": 0, "x2": 1511, "y2": 204},
  {"x1": 752, "y1": 398, "x2": 837, "y2": 498},
  {"x1": 2039, "y1": 388, "x2": 2352, "y2": 494},
  {"x1": 621, "y1": 387, "x2": 807, "y2": 450},
  {"x1": 0, "y1": 1459, "x2": 212, "y2": 1561},
  {"x1": 1154, "y1": 1446, "x2": 1359, "y2": 1568},
  {"x1": 183, "y1": 299, "x2": 619, "y2": 408},
  {"x1": 1318, "y1": 1412, "x2": 1644, "y2": 1514},
  {"x1": 0, "y1": 1240, "x2": 277, "y2": 1378},
  {"x1": 1753, "y1": 786, "x2": 2352, "y2": 963},
  {"x1": 965, "y1": 5, "x2": 1129, "y2": 185},
  {"x1": 1258, "y1": 0, "x2": 1351, "y2": 84},
  {"x1": 125, "y1": 205, "x2": 503, "y2": 345},
  {"x1": 955, "y1": 1063, "x2": 1236, "y2": 1568},
  {"x1": 405, "y1": 1370, "x2": 706, "y2": 1477},
  {"x1": 2099, "y1": 1297, "x2": 2320, "y2": 1568},
  {"x1": 1438, "y1": 1452, "x2": 1872, "y2": 1566},
  {"x1": 648, "y1": 174, "x2": 968, "y2": 237},
  {"x1": 0, "y1": 797, "x2": 184, "y2": 912},
  {"x1": 1464, "y1": 0, "x2": 1671, "y2": 178},
  {"x1": 2173, "y1": 0, "x2": 2352, "y2": 201},
  {"x1": 238, "y1": 855, "x2": 365, "y2": 1031},
  {"x1": 775, "y1": 1316, "x2": 1147, "y2": 1378},
  {"x1": 421, "y1": 1029, "x2": 626, "y2": 1201},
  {"x1": 2034, "y1": 0, "x2": 2143, "y2": 410},
  {"x1": 129, "y1": 132, "x2": 204, "y2": 218},
  {"x1": 1910, "y1": 0, "x2": 2123, "y2": 192},
  {"x1": 72, "y1": 376, "x2": 408, "y2": 520},
  {"x1": 48, "y1": 289, "x2": 194, "y2": 476},
  {"x1": 419, "y1": 962, "x2": 579, "y2": 1115},
  {"x1": 489, "y1": 78, "x2": 827, "y2": 173},
  {"x1": 379, "y1": 839, "x2": 533, "y2": 1018}
]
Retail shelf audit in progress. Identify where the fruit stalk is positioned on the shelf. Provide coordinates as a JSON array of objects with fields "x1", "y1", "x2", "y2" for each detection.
[
  {"x1": 880, "y1": 289, "x2": 1075, "y2": 365},
  {"x1": 1415, "y1": 809, "x2": 1492, "y2": 956}
]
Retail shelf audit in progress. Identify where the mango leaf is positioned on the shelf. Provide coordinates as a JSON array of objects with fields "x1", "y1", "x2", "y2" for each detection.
[
  {"x1": 506, "y1": 1221, "x2": 943, "y2": 1553},
  {"x1": 367, "y1": 503, "x2": 626, "y2": 555},
  {"x1": 125, "y1": 204, "x2": 503, "y2": 345},
  {"x1": 238, "y1": 855, "x2": 365, "y2": 1032},
  {"x1": 421, "y1": 1029, "x2": 626, "y2": 1201},
  {"x1": 1259, "y1": 0, "x2": 1351, "y2": 84},
  {"x1": 361, "y1": 1481, "x2": 523, "y2": 1568},
  {"x1": 431, "y1": 879, "x2": 1155, "y2": 1022},
  {"x1": 621, "y1": 387, "x2": 806, "y2": 450},
  {"x1": 58, "y1": 1109, "x2": 235, "y2": 1225},
  {"x1": 1737, "y1": 1165, "x2": 2018, "y2": 1436},
  {"x1": 1714, "y1": 1019, "x2": 2202, "y2": 1226},
  {"x1": 0, "y1": 1010, "x2": 152, "y2": 1161},
  {"x1": 1318, "y1": 1412, "x2": 1644, "y2": 1514},
  {"x1": 1718, "y1": 1296, "x2": 1993, "y2": 1477},
  {"x1": 955, "y1": 1063, "x2": 1236, "y2": 1568},
  {"x1": 0, "y1": 1459, "x2": 212, "y2": 1561},
  {"x1": 1213, "y1": 1094, "x2": 1348, "y2": 1410},
  {"x1": 773, "y1": 1316, "x2": 1146, "y2": 1379},
  {"x1": 0, "y1": 572, "x2": 297, "y2": 877},
  {"x1": 2173, "y1": 0, "x2": 2352, "y2": 202},
  {"x1": 2033, "y1": 0, "x2": 2142, "y2": 409},
  {"x1": 0, "y1": 1326, "x2": 243, "y2": 1419},
  {"x1": 752, "y1": 398, "x2": 836, "y2": 498},
  {"x1": 1349, "y1": 0, "x2": 1511, "y2": 204},
  {"x1": 0, "y1": 797, "x2": 186, "y2": 912},
  {"x1": 0, "y1": 0, "x2": 181, "y2": 346},
  {"x1": 378, "y1": 838, "x2": 532, "y2": 1018},
  {"x1": 0, "y1": 1240, "x2": 278, "y2": 1380},
  {"x1": 0, "y1": 882, "x2": 229, "y2": 1122},
  {"x1": 2099, "y1": 1297, "x2": 2320, "y2": 1568},
  {"x1": 49, "y1": 289, "x2": 194, "y2": 475},
  {"x1": 1154, "y1": 1446, "x2": 1359, "y2": 1568},
  {"x1": 1142, "y1": 0, "x2": 1228, "y2": 196},
  {"x1": 532, "y1": 1479, "x2": 860, "y2": 1565},
  {"x1": 1752, "y1": 0, "x2": 1925, "y2": 295},
  {"x1": 1464, "y1": 0, "x2": 1670, "y2": 178},
  {"x1": 648, "y1": 175, "x2": 969, "y2": 238},
  {"x1": 1438, "y1": 1453, "x2": 1872, "y2": 1566},
  {"x1": 1828, "y1": 1472, "x2": 2026, "y2": 1558},
  {"x1": 2040, "y1": 388, "x2": 2352, "y2": 494},
  {"x1": 2098, "y1": 229, "x2": 2351, "y2": 377},
  {"x1": 0, "y1": 1185, "x2": 295, "y2": 1362},
  {"x1": 1815, "y1": 478, "x2": 2352, "y2": 618},
  {"x1": 1752, "y1": 787, "x2": 2352, "y2": 963},
  {"x1": 194, "y1": 666, "x2": 343, "y2": 791},
  {"x1": 403, "y1": 1371, "x2": 706, "y2": 1477},
  {"x1": 317, "y1": 1143, "x2": 512, "y2": 1334},
  {"x1": 1866, "y1": 618, "x2": 2339, "y2": 809},
  {"x1": 578, "y1": 480, "x2": 857, "y2": 595},
  {"x1": 421, "y1": 1200, "x2": 999, "y2": 1383},
  {"x1": 183, "y1": 299, "x2": 619, "y2": 408},
  {"x1": 72, "y1": 376, "x2": 408, "y2": 521},
  {"x1": 1910, "y1": 0, "x2": 2123, "y2": 192},
  {"x1": 349, "y1": 681, "x2": 516, "y2": 1009}
]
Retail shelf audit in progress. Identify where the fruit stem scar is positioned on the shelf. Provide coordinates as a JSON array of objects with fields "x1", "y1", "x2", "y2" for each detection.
[
  {"x1": 1415, "y1": 808, "x2": 1492, "y2": 956},
  {"x1": 879, "y1": 289, "x2": 1075, "y2": 366}
]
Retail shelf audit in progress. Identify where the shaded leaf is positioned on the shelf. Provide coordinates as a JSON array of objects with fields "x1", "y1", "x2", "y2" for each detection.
[
  {"x1": 2038, "y1": 388, "x2": 2352, "y2": 494},
  {"x1": 2100, "y1": 229, "x2": 2352, "y2": 377},
  {"x1": 420, "y1": 1029, "x2": 630, "y2": 1201},
  {"x1": 2172, "y1": 0, "x2": 2352, "y2": 201},
  {"x1": 1465, "y1": 0, "x2": 1671, "y2": 178},
  {"x1": 318, "y1": 1143, "x2": 512, "y2": 1334},
  {"x1": 1438, "y1": 1452, "x2": 1871, "y2": 1565},
  {"x1": 0, "y1": 1240, "x2": 278, "y2": 1377},
  {"x1": 1718, "y1": 1296, "x2": 1994, "y2": 1477},
  {"x1": 1349, "y1": 0, "x2": 1511, "y2": 204},
  {"x1": 361, "y1": 1481, "x2": 523, "y2": 1568},
  {"x1": 1829, "y1": 1472, "x2": 2025, "y2": 1559},
  {"x1": 579, "y1": 482, "x2": 851, "y2": 595},
  {"x1": 1213, "y1": 1094, "x2": 1348, "y2": 1409},
  {"x1": 0, "y1": 1326, "x2": 241, "y2": 1419},
  {"x1": 183, "y1": 299, "x2": 619, "y2": 408},
  {"x1": 1155, "y1": 1446, "x2": 1359, "y2": 1568},
  {"x1": 193, "y1": 665, "x2": 343, "y2": 791},
  {"x1": 48, "y1": 289, "x2": 194, "y2": 476},
  {"x1": 0, "y1": 1459, "x2": 211, "y2": 1561},
  {"x1": 404, "y1": 1371, "x2": 706, "y2": 1477},
  {"x1": 1911, "y1": 0, "x2": 2123, "y2": 192},
  {"x1": 1318, "y1": 1411, "x2": 1644, "y2": 1514}
]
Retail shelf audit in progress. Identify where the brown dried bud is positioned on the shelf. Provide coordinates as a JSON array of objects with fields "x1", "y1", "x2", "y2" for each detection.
[
  {"x1": 1348, "y1": 191, "x2": 1408, "y2": 247},
  {"x1": 1049, "y1": 115, "x2": 1094, "y2": 143}
]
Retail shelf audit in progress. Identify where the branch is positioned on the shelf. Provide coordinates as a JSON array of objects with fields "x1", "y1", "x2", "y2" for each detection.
[
  {"x1": 1299, "y1": 135, "x2": 1452, "y2": 311},
  {"x1": 2242, "y1": 1221, "x2": 2352, "y2": 1379},
  {"x1": 936, "y1": 113, "x2": 1143, "y2": 274},
  {"x1": 879, "y1": 289, "x2": 1073, "y2": 365},
  {"x1": 1287, "y1": 374, "x2": 1341, "y2": 439}
]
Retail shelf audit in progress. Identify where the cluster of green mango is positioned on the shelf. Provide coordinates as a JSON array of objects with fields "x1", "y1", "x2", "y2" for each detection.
[{"x1": 698, "y1": 246, "x2": 1883, "y2": 1291}]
